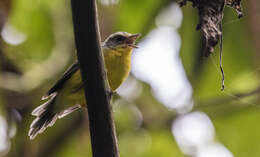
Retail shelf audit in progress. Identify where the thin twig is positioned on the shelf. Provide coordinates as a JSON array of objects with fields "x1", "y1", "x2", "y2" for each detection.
[{"x1": 219, "y1": 22, "x2": 225, "y2": 91}]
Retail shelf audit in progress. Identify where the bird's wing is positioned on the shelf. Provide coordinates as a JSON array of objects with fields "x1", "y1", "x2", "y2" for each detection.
[{"x1": 43, "y1": 62, "x2": 80, "y2": 99}]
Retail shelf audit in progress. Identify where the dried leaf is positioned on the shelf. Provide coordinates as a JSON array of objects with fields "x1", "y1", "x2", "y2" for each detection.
[
  {"x1": 226, "y1": 0, "x2": 243, "y2": 18},
  {"x1": 179, "y1": 0, "x2": 243, "y2": 56}
]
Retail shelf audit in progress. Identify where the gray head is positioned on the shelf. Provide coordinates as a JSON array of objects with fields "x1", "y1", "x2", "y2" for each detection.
[{"x1": 104, "y1": 32, "x2": 141, "y2": 48}]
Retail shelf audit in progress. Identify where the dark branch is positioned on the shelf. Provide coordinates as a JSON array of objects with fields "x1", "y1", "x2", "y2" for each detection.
[{"x1": 70, "y1": 0, "x2": 119, "y2": 157}]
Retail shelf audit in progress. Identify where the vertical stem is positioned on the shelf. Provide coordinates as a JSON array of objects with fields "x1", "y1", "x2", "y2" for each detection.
[{"x1": 70, "y1": 0, "x2": 119, "y2": 157}]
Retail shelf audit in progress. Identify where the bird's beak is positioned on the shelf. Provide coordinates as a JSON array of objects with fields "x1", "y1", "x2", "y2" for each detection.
[
  {"x1": 127, "y1": 33, "x2": 141, "y2": 48},
  {"x1": 129, "y1": 33, "x2": 141, "y2": 41}
]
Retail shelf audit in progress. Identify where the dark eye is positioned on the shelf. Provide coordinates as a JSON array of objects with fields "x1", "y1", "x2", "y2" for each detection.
[{"x1": 114, "y1": 35, "x2": 125, "y2": 42}]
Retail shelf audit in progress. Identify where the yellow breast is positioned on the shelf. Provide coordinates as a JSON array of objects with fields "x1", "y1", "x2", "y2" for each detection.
[{"x1": 103, "y1": 47, "x2": 133, "y2": 91}]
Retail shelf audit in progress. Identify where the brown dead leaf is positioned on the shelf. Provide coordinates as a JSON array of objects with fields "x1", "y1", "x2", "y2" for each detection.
[{"x1": 179, "y1": 0, "x2": 243, "y2": 56}]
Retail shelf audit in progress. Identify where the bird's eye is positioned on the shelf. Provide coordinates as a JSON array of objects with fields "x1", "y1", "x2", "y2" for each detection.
[{"x1": 114, "y1": 35, "x2": 125, "y2": 42}]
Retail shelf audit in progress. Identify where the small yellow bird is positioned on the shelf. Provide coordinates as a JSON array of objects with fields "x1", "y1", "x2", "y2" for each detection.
[{"x1": 28, "y1": 32, "x2": 140, "y2": 139}]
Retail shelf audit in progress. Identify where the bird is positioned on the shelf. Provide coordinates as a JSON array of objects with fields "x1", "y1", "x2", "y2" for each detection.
[{"x1": 28, "y1": 32, "x2": 141, "y2": 140}]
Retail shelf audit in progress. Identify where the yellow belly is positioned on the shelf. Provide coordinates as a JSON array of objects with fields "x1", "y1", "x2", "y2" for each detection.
[
  {"x1": 55, "y1": 47, "x2": 133, "y2": 110},
  {"x1": 104, "y1": 47, "x2": 132, "y2": 91}
]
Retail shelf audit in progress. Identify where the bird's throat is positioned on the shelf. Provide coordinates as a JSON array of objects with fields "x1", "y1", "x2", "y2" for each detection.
[{"x1": 103, "y1": 47, "x2": 132, "y2": 91}]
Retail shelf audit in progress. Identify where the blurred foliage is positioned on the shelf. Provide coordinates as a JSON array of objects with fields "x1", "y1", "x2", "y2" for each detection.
[
  {"x1": 212, "y1": 108, "x2": 260, "y2": 157},
  {"x1": 7, "y1": 0, "x2": 54, "y2": 68},
  {"x1": 0, "y1": 0, "x2": 259, "y2": 157}
]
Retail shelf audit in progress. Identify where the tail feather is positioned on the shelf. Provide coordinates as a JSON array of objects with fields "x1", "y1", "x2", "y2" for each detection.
[
  {"x1": 29, "y1": 114, "x2": 57, "y2": 139},
  {"x1": 31, "y1": 93, "x2": 57, "y2": 116},
  {"x1": 29, "y1": 95, "x2": 57, "y2": 140},
  {"x1": 58, "y1": 105, "x2": 81, "y2": 119},
  {"x1": 29, "y1": 93, "x2": 81, "y2": 140}
]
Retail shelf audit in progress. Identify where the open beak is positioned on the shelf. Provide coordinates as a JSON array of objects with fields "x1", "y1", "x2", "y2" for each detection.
[
  {"x1": 127, "y1": 33, "x2": 141, "y2": 48},
  {"x1": 129, "y1": 33, "x2": 141, "y2": 41}
]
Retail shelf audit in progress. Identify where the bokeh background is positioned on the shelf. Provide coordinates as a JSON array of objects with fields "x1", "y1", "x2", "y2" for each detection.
[{"x1": 0, "y1": 0, "x2": 260, "y2": 157}]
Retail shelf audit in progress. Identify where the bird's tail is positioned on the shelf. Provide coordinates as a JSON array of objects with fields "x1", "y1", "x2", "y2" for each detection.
[{"x1": 28, "y1": 93, "x2": 81, "y2": 140}]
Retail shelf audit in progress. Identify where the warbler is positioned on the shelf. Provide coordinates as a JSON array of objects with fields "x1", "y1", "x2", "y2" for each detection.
[{"x1": 28, "y1": 32, "x2": 140, "y2": 139}]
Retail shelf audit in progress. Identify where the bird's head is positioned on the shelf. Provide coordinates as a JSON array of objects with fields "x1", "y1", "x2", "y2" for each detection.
[{"x1": 104, "y1": 32, "x2": 141, "y2": 50}]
